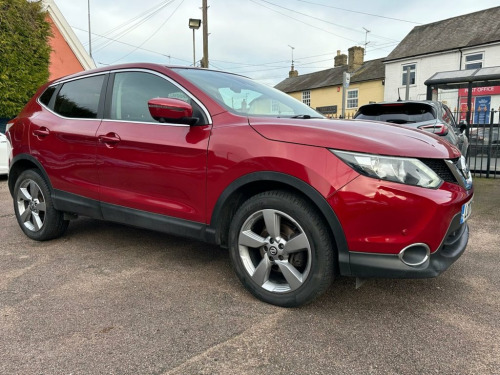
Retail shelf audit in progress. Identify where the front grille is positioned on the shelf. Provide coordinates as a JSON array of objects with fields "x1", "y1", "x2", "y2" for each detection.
[{"x1": 420, "y1": 158, "x2": 458, "y2": 184}]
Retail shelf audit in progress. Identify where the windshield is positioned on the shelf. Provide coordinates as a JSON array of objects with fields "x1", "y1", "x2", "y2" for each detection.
[{"x1": 173, "y1": 68, "x2": 323, "y2": 118}]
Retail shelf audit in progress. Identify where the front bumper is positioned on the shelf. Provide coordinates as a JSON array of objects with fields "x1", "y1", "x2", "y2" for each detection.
[{"x1": 347, "y1": 212, "x2": 469, "y2": 278}]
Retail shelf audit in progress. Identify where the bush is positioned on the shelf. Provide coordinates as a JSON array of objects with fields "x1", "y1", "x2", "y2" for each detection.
[{"x1": 0, "y1": 0, "x2": 51, "y2": 118}]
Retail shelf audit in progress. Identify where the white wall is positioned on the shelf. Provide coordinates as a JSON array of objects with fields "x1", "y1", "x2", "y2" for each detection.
[{"x1": 383, "y1": 43, "x2": 500, "y2": 102}]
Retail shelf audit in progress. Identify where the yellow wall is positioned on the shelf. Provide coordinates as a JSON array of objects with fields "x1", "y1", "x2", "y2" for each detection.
[{"x1": 289, "y1": 79, "x2": 384, "y2": 118}]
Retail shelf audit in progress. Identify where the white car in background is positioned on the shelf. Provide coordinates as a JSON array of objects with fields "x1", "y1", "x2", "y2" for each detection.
[{"x1": 0, "y1": 132, "x2": 8, "y2": 175}]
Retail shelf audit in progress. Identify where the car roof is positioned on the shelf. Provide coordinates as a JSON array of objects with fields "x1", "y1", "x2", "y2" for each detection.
[{"x1": 48, "y1": 63, "x2": 248, "y2": 86}]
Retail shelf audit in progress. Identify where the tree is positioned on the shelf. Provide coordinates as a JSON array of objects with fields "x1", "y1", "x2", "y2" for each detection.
[{"x1": 0, "y1": 0, "x2": 51, "y2": 118}]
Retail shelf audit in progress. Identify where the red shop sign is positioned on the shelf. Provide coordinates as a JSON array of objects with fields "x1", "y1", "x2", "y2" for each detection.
[{"x1": 458, "y1": 86, "x2": 500, "y2": 96}]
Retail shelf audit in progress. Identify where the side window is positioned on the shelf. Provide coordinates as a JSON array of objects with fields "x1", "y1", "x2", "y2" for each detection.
[
  {"x1": 443, "y1": 105, "x2": 457, "y2": 127},
  {"x1": 39, "y1": 86, "x2": 57, "y2": 107},
  {"x1": 54, "y1": 75, "x2": 105, "y2": 119},
  {"x1": 110, "y1": 72, "x2": 190, "y2": 123}
]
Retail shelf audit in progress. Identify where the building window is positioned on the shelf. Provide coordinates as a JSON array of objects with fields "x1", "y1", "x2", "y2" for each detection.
[
  {"x1": 464, "y1": 52, "x2": 483, "y2": 70},
  {"x1": 347, "y1": 89, "x2": 358, "y2": 109},
  {"x1": 402, "y1": 64, "x2": 416, "y2": 85},
  {"x1": 302, "y1": 90, "x2": 311, "y2": 106}
]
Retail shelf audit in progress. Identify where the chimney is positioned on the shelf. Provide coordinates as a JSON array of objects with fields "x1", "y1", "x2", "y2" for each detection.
[
  {"x1": 289, "y1": 63, "x2": 298, "y2": 78},
  {"x1": 348, "y1": 46, "x2": 364, "y2": 72},
  {"x1": 334, "y1": 50, "x2": 347, "y2": 67}
]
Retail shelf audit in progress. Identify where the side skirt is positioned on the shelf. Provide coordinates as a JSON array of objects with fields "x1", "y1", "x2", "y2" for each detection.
[{"x1": 52, "y1": 189, "x2": 214, "y2": 243}]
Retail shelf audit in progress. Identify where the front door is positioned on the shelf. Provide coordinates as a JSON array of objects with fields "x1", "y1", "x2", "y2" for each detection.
[{"x1": 96, "y1": 71, "x2": 211, "y2": 224}]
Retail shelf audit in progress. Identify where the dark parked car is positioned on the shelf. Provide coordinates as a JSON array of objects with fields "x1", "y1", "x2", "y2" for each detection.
[
  {"x1": 469, "y1": 125, "x2": 500, "y2": 157},
  {"x1": 354, "y1": 101, "x2": 469, "y2": 157},
  {"x1": 5, "y1": 64, "x2": 473, "y2": 307}
]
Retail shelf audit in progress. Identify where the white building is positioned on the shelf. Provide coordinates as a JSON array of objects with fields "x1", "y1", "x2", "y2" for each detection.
[{"x1": 384, "y1": 6, "x2": 500, "y2": 116}]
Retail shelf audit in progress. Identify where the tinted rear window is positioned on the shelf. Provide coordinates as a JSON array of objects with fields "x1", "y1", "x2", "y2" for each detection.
[
  {"x1": 54, "y1": 75, "x2": 105, "y2": 119},
  {"x1": 355, "y1": 103, "x2": 436, "y2": 124}
]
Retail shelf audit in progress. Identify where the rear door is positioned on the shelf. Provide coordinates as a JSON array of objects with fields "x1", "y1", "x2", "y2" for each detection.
[
  {"x1": 30, "y1": 74, "x2": 107, "y2": 201},
  {"x1": 96, "y1": 70, "x2": 211, "y2": 223}
]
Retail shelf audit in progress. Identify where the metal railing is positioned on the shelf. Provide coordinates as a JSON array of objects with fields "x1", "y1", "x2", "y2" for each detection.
[{"x1": 454, "y1": 109, "x2": 499, "y2": 179}]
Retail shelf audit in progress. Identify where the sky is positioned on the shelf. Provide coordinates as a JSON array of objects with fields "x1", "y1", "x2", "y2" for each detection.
[{"x1": 53, "y1": 0, "x2": 500, "y2": 86}]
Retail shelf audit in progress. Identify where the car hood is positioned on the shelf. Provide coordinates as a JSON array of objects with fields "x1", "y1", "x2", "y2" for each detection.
[{"x1": 248, "y1": 117, "x2": 461, "y2": 159}]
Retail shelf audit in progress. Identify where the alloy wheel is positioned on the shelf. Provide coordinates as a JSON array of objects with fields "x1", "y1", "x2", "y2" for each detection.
[
  {"x1": 16, "y1": 179, "x2": 47, "y2": 232},
  {"x1": 238, "y1": 209, "x2": 312, "y2": 293}
]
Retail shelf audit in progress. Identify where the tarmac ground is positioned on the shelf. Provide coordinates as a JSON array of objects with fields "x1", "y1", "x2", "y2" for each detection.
[{"x1": 0, "y1": 175, "x2": 499, "y2": 375}]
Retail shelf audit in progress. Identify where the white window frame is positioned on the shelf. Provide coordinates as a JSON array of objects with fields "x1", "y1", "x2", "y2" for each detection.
[
  {"x1": 346, "y1": 89, "x2": 358, "y2": 109},
  {"x1": 402, "y1": 63, "x2": 416, "y2": 86},
  {"x1": 464, "y1": 52, "x2": 484, "y2": 70},
  {"x1": 302, "y1": 90, "x2": 311, "y2": 106}
]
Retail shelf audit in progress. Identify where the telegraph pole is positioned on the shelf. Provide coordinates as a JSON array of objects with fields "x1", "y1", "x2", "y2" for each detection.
[
  {"x1": 88, "y1": 0, "x2": 92, "y2": 58},
  {"x1": 201, "y1": 0, "x2": 209, "y2": 68}
]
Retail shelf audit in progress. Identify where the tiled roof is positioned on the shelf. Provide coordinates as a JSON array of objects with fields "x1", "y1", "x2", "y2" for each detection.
[
  {"x1": 274, "y1": 58, "x2": 385, "y2": 93},
  {"x1": 386, "y1": 6, "x2": 500, "y2": 61}
]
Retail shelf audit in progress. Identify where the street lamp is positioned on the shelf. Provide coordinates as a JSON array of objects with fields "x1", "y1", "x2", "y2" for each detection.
[{"x1": 189, "y1": 18, "x2": 201, "y2": 67}]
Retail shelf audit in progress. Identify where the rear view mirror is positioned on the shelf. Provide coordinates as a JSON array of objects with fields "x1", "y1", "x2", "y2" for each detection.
[{"x1": 148, "y1": 98, "x2": 198, "y2": 125}]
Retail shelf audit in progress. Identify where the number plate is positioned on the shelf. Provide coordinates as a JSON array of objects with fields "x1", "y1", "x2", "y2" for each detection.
[{"x1": 460, "y1": 200, "x2": 472, "y2": 224}]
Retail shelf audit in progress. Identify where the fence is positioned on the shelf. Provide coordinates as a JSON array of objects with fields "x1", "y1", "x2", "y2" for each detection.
[{"x1": 454, "y1": 109, "x2": 499, "y2": 179}]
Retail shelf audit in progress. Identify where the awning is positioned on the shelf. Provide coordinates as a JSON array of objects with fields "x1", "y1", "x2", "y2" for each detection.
[{"x1": 425, "y1": 66, "x2": 500, "y2": 126}]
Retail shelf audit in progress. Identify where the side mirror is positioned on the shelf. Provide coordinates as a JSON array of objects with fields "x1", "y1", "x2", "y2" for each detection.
[
  {"x1": 459, "y1": 123, "x2": 467, "y2": 134},
  {"x1": 147, "y1": 98, "x2": 198, "y2": 125}
]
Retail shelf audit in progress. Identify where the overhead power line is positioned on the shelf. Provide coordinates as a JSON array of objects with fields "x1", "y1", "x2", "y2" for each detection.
[
  {"x1": 296, "y1": 0, "x2": 422, "y2": 24},
  {"x1": 249, "y1": 0, "x2": 359, "y2": 43},
  {"x1": 110, "y1": 0, "x2": 186, "y2": 64},
  {"x1": 93, "y1": 0, "x2": 176, "y2": 53},
  {"x1": 256, "y1": 0, "x2": 400, "y2": 42},
  {"x1": 84, "y1": 0, "x2": 171, "y2": 46},
  {"x1": 71, "y1": 25, "x2": 192, "y2": 64}
]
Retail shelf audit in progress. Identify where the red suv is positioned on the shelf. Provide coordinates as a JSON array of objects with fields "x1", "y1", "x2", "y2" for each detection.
[{"x1": 5, "y1": 64, "x2": 473, "y2": 307}]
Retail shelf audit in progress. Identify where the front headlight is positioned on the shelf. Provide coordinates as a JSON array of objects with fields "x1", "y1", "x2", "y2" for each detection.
[{"x1": 331, "y1": 150, "x2": 443, "y2": 189}]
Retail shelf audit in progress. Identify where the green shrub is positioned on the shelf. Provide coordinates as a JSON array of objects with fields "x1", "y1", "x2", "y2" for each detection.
[{"x1": 0, "y1": 0, "x2": 51, "y2": 118}]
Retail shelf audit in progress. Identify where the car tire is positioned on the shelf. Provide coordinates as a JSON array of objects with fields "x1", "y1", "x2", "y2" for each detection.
[
  {"x1": 13, "y1": 169, "x2": 69, "y2": 241},
  {"x1": 228, "y1": 190, "x2": 334, "y2": 307}
]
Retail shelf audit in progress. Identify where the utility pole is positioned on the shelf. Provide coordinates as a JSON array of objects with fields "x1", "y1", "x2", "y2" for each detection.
[
  {"x1": 88, "y1": 0, "x2": 92, "y2": 58},
  {"x1": 201, "y1": 0, "x2": 209, "y2": 68}
]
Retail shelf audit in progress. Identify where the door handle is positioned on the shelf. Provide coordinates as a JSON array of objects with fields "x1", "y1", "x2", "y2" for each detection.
[
  {"x1": 98, "y1": 133, "x2": 121, "y2": 145},
  {"x1": 33, "y1": 127, "x2": 50, "y2": 138}
]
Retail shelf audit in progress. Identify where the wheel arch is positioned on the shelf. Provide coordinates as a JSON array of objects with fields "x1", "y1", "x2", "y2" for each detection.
[
  {"x1": 209, "y1": 171, "x2": 350, "y2": 275},
  {"x1": 8, "y1": 154, "x2": 52, "y2": 198}
]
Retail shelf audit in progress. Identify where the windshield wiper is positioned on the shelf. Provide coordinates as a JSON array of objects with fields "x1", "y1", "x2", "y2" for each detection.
[
  {"x1": 276, "y1": 114, "x2": 322, "y2": 119},
  {"x1": 291, "y1": 114, "x2": 312, "y2": 119}
]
